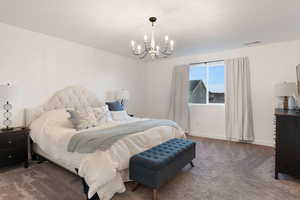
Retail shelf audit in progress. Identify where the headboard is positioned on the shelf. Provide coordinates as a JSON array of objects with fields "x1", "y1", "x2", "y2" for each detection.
[{"x1": 25, "y1": 85, "x2": 105, "y2": 126}]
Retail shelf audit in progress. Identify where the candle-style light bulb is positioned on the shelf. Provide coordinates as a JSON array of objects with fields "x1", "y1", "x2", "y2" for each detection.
[
  {"x1": 151, "y1": 27, "x2": 155, "y2": 49},
  {"x1": 137, "y1": 45, "x2": 142, "y2": 54},
  {"x1": 144, "y1": 35, "x2": 148, "y2": 42},
  {"x1": 131, "y1": 40, "x2": 135, "y2": 49},
  {"x1": 165, "y1": 35, "x2": 169, "y2": 43},
  {"x1": 170, "y1": 40, "x2": 174, "y2": 51},
  {"x1": 156, "y1": 46, "x2": 160, "y2": 55}
]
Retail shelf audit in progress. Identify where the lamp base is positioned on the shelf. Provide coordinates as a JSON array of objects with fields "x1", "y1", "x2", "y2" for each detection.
[
  {"x1": 1, "y1": 127, "x2": 14, "y2": 131},
  {"x1": 283, "y1": 96, "x2": 289, "y2": 110}
]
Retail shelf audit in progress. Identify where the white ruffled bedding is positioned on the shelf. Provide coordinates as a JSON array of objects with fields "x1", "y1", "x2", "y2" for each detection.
[{"x1": 30, "y1": 109, "x2": 185, "y2": 200}]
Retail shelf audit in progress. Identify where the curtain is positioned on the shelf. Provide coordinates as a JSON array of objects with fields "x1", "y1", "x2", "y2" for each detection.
[
  {"x1": 168, "y1": 65, "x2": 190, "y2": 132},
  {"x1": 225, "y1": 57, "x2": 254, "y2": 142}
]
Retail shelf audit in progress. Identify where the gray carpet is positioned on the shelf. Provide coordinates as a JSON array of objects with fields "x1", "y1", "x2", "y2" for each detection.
[{"x1": 1, "y1": 137, "x2": 300, "y2": 200}]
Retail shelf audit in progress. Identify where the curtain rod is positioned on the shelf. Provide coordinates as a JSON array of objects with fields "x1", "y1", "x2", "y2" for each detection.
[{"x1": 189, "y1": 59, "x2": 224, "y2": 65}]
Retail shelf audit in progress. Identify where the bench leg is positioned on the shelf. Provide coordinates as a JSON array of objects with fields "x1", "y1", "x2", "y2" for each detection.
[
  {"x1": 153, "y1": 189, "x2": 158, "y2": 200},
  {"x1": 132, "y1": 182, "x2": 140, "y2": 192},
  {"x1": 190, "y1": 161, "x2": 194, "y2": 168}
]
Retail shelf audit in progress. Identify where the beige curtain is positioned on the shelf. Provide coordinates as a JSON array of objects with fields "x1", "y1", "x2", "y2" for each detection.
[
  {"x1": 225, "y1": 57, "x2": 254, "y2": 142},
  {"x1": 168, "y1": 65, "x2": 190, "y2": 132}
]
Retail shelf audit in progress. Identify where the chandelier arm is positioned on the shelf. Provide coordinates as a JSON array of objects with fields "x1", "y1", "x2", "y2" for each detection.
[
  {"x1": 132, "y1": 48, "x2": 147, "y2": 56},
  {"x1": 139, "y1": 53, "x2": 148, "y2": 59},
  {"x1": 164, "y1": 45, "x2": 170, "y2": 52},
  {"x1": 161, "y1": 52, "x2": 172, "y2": 56},
  {"x1": 132, "y1": 49, "x2": 141, "y2": 55},
  {"x1": 155, "y1": 54, "x2": 168, "y2": 59},
  {"x1": 159, "y1": 49, "x2": 172, "y2": 56},
  {"x1": 139, "y1": 51, "x2": 148, "y2": 59},
  {"x1": 133, "y1": 52, "x2": 141, "y2": 56},
  {"x1": 161, "y1": 45, "x2": 172, "y2": 54}
]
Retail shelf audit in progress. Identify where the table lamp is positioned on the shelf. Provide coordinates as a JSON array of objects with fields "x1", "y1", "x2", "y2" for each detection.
[
  {"x1": 275, "y1": 82, "x2": 296, "y2": 110},
  {"x1": 0, "y1": 84, "x2": 15, "y2": 130}
]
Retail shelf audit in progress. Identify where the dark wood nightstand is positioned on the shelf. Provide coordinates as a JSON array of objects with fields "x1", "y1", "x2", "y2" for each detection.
[{"x1": 0, "y1": 127, "x2": 29, "y2": 168}]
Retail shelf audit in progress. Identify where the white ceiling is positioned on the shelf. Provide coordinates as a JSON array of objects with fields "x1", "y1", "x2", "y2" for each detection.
[{"x1": 0, "y1": 0, "x2": 300, "y2": 58}]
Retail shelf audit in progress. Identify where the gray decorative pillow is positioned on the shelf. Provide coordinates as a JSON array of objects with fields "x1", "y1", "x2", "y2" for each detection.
[{"x1": 67, "y1": 107, "x2": 97, "y2": 131}]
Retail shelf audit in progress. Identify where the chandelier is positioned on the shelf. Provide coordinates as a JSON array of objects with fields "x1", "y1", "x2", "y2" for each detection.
[{"x1": 130, "y1": 17, "x2": 174, "y2": 59}]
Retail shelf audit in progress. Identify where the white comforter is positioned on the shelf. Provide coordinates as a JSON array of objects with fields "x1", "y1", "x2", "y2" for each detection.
[{"x1": 30, "y1": 109, "x2": 185, "y2": 200}]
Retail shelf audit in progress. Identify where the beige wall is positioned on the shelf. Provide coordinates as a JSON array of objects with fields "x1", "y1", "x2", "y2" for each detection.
[{"x1": 0, "y1": 22, "x2": 144, "y2": 127}]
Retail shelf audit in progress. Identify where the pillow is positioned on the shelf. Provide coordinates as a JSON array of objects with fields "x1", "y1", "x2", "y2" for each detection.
[
  {"x1": 25, "y1": 106, "x2": 45, "y2": 127},
  {"x1": 110, "y1": 110, "x2": 131, "y2": 121},
  {"x1": 105, "y1": 101, "x2": 124, "y2": 111},
  {"x1": 67, "y1": 107, "x2": 97, "y2": 131},
  {"x1": 93, "y1": 105, "x2": 113, "y2": 125},
  {"x1": 30, "y1": 109, "x2": 73, "y2": 143}
]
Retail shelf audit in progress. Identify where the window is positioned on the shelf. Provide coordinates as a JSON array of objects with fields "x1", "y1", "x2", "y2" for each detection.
[{"x1": 189, "y1": 61, "x2": 225, "y2": 104}]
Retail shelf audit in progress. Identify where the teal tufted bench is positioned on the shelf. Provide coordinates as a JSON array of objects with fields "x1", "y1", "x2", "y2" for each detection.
[{"x1": 129, "y1": 138, "x2": 196, "y2": 200}]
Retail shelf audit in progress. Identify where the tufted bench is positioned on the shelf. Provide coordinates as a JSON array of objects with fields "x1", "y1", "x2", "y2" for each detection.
[{"x1": 129, "y1": 138, "x2": 196, "y2": 200}]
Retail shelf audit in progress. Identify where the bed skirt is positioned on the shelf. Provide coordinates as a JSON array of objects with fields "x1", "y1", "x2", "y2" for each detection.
[{"x1": 31, "y1": 142, "x2": 130, "y2": 200}]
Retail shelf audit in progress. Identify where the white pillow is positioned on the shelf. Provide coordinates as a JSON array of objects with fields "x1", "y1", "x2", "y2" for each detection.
[
  {"x1": 33, "y1": 108, "x2": 73, "y2": 128},
  {"x1": 110, "y1": 110, "x2": 131, "y2": 121},
  {"x1": 30, "y1": 109, "x2": 73, "y2": 143},
  {"x1": 93, "y1": 105, "x2": 113, "y2": 125},
  {"x1": 25, "y1": 106, "x2": 44, "y2": 127}
]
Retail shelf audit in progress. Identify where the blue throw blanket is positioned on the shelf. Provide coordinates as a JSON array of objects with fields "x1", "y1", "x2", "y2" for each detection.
[{"x1": 67, "y1": 119, "x2": 180, "y2": 153}]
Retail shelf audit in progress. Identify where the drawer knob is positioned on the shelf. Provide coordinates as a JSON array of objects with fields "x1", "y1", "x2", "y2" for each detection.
[
  {"x1": 8, "y1": 155, "x2": 12, "y2": 159},
  {"x1": 8, "y1": 140, "x2": 12, "y2": 144}
]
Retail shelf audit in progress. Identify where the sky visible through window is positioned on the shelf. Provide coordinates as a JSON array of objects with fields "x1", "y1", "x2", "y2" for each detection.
[{"x1": 189, "y1": 64, "x2": 224, "y2": 93}]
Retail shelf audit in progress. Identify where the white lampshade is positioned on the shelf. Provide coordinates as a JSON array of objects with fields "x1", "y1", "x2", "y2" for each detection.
[
  {"x1": 0, "y1": 84, "x2": 16, "y2": 102},
  {"x1": 116, "y1": 89, "x2": 130, "y2": 100},
  {"x1": 274, "y1": 82, "x2": 297, "y2": 97}
]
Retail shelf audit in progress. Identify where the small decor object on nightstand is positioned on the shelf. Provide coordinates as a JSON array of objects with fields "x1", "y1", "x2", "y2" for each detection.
[
  {"x1": 293, "y1": 64, "x2": 300, "y2": 110},
  {"x1": 0, "y1": 127, "x2": 29, "y2": 168},
  {"x1": 274, "y1": 82, "x2": 296, "y2": 110},
  {"x1": 0, "y1": 84, "x2": 16, "y2": 130}
]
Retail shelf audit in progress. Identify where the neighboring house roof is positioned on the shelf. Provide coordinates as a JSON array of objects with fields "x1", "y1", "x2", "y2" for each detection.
[
  {"x1": 189, "y1": 80, "x2": 206, "y2": 103},
  {"x1": 189, "y1": 80, "x2": 224, "y2": 103}
]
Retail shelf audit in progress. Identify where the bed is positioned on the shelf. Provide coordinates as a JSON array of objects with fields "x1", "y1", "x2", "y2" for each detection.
[{"x1": 26, "y1": 86, "x2": 185, "y2": 200}]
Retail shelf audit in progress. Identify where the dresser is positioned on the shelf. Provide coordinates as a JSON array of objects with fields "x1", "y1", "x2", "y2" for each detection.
[
  {"x1": 275, "y1": 109, "x2": 300, "y2": 179},
  {"x1": 0, "y1": 127, "x2": 29, "y2": 168}
]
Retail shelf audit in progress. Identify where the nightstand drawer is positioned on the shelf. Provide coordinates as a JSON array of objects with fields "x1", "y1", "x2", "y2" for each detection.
[
  {"x1": 0, "y1": 134, "x2": 25, "y2": 149},
  {"x1": 0, "y1": 127, "x2": 29, "y2": 168},
  {"x1": 0, "y1": 149, "x2": 25, "y2": 166}
]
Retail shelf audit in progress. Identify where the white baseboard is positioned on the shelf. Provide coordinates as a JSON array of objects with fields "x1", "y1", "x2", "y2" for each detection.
[
  {"x1": 189, "y1": 131, "x2": 226, "y2": 140},
  {"x1": 253, "y1": 139, "x2": 274, "y2": 147},
  {"x1": 189, "y1": 131, "x2": 274, "y2": 147}
]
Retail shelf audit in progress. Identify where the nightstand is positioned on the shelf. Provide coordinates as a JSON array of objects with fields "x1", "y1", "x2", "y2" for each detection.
[{"x1": 0, "y1": 127, "x2": 29, "y2": 168}]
